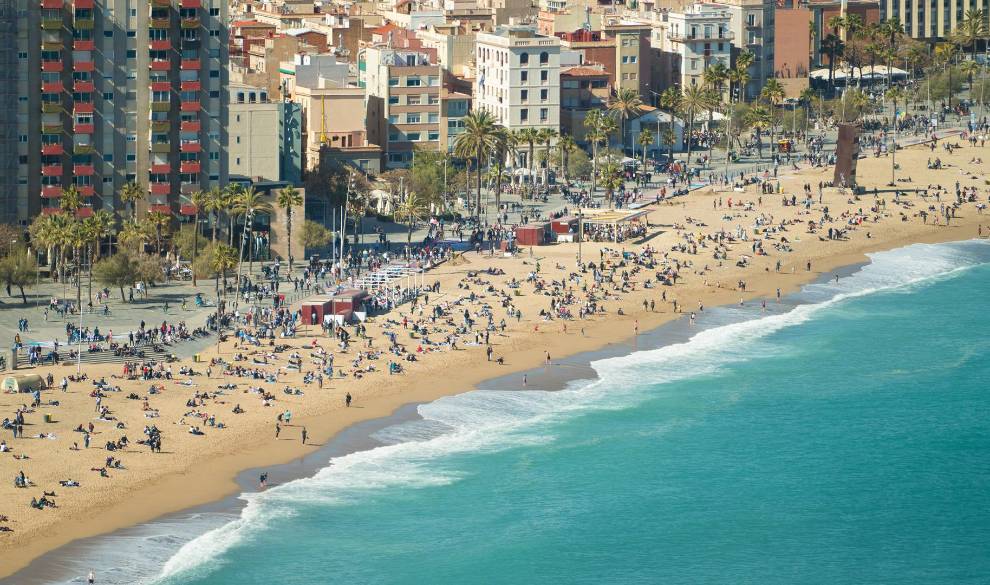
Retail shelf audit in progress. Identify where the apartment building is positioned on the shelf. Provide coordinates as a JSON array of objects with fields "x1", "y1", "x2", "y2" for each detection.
[
  {"x1": 228, "y1": 83, "x2": 302, "y2": 183},
  {"x1": 475, "y1": 26, "x2": 561, "y2": 131},
  {"x1": 0, "y1": 0, "x2": 17, "y2": 224},
  {"x1": 439, "y1": 91, "x2": 471, "y2": 153},
  {"x1": 655, "y1": 4, "x2": 733, "y2": 89},
  {"x1": 363, "y1": 46, "x2": 443, "y2": 168},
  {"x1": 15, "y1": 0, "x2": 228, "y2": 222}
]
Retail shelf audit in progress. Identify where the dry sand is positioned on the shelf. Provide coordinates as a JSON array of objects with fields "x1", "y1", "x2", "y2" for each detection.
[{"x1": 1, "y1": 139, "x2": 989, "y2": 577}]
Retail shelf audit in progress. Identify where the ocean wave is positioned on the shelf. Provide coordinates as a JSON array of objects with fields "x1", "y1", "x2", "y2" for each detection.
[{"x1": 150, "y1": 240, "x2": 989, "y2": 583}]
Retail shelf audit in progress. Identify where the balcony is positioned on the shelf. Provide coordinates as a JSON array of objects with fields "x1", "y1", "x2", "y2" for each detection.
[
  {"x1": 745, "y1": 20, "x2": 761, "y2": 29},
  {"x1": 74, "y1": 80, "x2": 94, "y2": 92},
  {"x1": 180, "y1": 141, "x2": 201, "y2": 153},
  {"x1": 151, "y1": 142, "x2": 171, "y2": 153},
  {"x1": 73, "y1": 122, "x2": 94, "y2": 134},
  {"x1": 41, "y1": 102, "x2": 63, "y2": 114},
  {"x1": 151, "y1": 101, "x2": 171, "y2": 112},
  {"x1": 41, "y1": 143, "x2": 64, "y2": 155},
  {"x1": 43, "y1": 123, "x2": 64, "y2": 134},
  {"x1": 180, "y1": 101, "x2": 200, "y2": 112},
  {"x1": 42, "y1": 60, "x2": 64, "y2": 72},
  {"x1": 150, "y1": 59, "x2": 171, "y2": 71},
  {"x1": 150, "y1": 81, "x2": 171, "y2": 92},
  {"x1": 73, "y1": 60, "x2": 95, "y2": 72},
  {"x1": 180, "y1": 80, "x2": 201, "y2": 91},
  {"x1": 74, "y1": 163, "x2": 95, "y2": 176},
  {"x1": 41, "y1": 40, "x2": 64, "y2": 51},
  {"x1": 42, "y1": 164, "x2": 64, "y2": 176},
  {"x1": 42, "y1": 81, "x2": 64, "y2": 93},
  {"x1": 180, "y1": 17, "x2": 200, "y2": 29},
  {"x1": 666, "y1": 30, "x2": 734, "y2": 42},
  {"x1": 149, "y1": 17, "x2": 170, "y2": 28},
  {"x1": 77, "y1": 185, "x2": 95, "y2": 197},
  {"x1": 150, "y1": 39, "x2": 172, "y2": 51},
  {"x1": 73, "y1": 17, "x2": 95, "y2": 30},
  {"x1": 73, "y1": 39, "x2": 95, "y2": 50},
  {"x1": 179, "y1": 58, "x2": 201, "y2": 70},
  {"x1": 180, "y1": 182, "x2": 200, "y2": 195},
  {"x1": 41, "y1": 186, "x2": 63, "y2": 198},
  {"x1": 73, "y1": 102, "x2": 95, "y2": 114},
  {"x1": 73, "y1": 143, "x2": 94, "y2": 155},
  {"x1": 42, "y1": 18, "x2": 63, "y2": 30},
  {"x1": 180, "y1": 120, "x2": 200, "y2": 132},
  {"x1": 149, "y1": 183, "x2": 171, "y2": 195},
  {"x1": 180, "y1": 0, "x2": 201, "y2": 7},
  {"x1": 151, "y1": 162, "x2": 171, "y2": 173},
  {"x1": 150, "y1": 0, "x2": 171, "y2": 6},
  {"x1": 151, "y1": 120, "x2": 171, "y2": 132},
  {"x1": 42, "y1": 207, "x2": 64, "y2": 215},
  {"x1": 179, "y1": 160, "x2": 201, "y2": 173},
  {"x1": 149, "y1": 204, "x2": 172, "y2": 214},
  {"x1": 41, "y1": 0, "x2": 63, "y2": 8},
  {"x1": 74, "y1": 0, "x2": 94, "y2": 8}
]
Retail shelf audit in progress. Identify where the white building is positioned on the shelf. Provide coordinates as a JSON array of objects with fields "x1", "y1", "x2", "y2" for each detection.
[
  {"x1": 475, "y1": 26, "x2": 561, "y2": 132},
  {"x1": 658, "y1": 4, "x2": 733, "y2": 89}
]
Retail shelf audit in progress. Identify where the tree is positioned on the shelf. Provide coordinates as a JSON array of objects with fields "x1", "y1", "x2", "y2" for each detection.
[
  {"x1": 117, "y1": 219, "x2": 152, "y2": 250},
  {"x1": 60, "y1": 185, "x2": 83, "y2": 215},
  {"x1": 608, "y1": 88, "x2": 644, "y2": 153},
  {"x1": 119, "y1": 181, "x2": 143, "y2": 221},
  {"x1": 210, "y1": 243, "x2": 238, "y2": 298},
  {"x1": 515, "y1": 127, "x2": 540, "y2": 198},
  {"x1": 820, "y1": 34, "x2": 846, "y2": 92},
  {"x1": 393, "y1": 189, "x2": 432, "y2": 245},
  {"x1": 0, "y1": 248, "x2": 38, "y2": 304},
  {"x1": 598, "y1": 160, "x2": 624, "y2": 207},
  {"x1": 537, "y1": 127, "x2": 558, "y2": 186},
  {"x1": 733, "y1": 51, "x2": 755, "y2": 102},
  {"x1": 453, "y1": 110, "x2": 502, "y2": 220},
  {"x1": 886, "y1": 87, "x2": 906, "y2": 185},
  {"x1": 953, "y1": 9, "x2": 988, "y2": 61},
  {"x1": 203, "y1": 186, "x2": 224, "y2": 244},
  {"x1": 760, "y1": 78, "x2": 786, "y2": 158},
  {"x1": 232, "y1": 186, "x2": 274, "y2": 279},
  {"x1": 146, "y1": 210, "x2": 171, "y2": 256},
  {"x1": 584, "y1": 109, "x2": 609, "y2": 198},
  {"x1": 174, "y1": 224, "x2": 210, "y2": 262},
  {"x1": 743, "y1": 104, "x2": 772, "y2": 158},
  {"x1": 300, "y1": 219, "x2": 333, "y2": 253},
  {"x1": 276, "y1": 186, "x2": 303, "y2": 272},
  {"x1": 680, "y1": 84, "x2": 715, "y2": 177},
  {"x1": 557, "y1": 134, "x2": 577, "y2": 184},
  {"x1": 93, "y1": 251, "x2": 141, "y2": 301},
  {"x1": 637, "y1": 128, "x2": 654, "y2": 168}
]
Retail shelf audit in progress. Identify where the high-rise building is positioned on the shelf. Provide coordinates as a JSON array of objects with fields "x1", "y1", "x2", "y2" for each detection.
[
  {"x1": 0, "y1": 0, "x2": 19, "y2": 225},
  {"x1": 14, "y1": 0, "x2": 228, "y2": 224}
]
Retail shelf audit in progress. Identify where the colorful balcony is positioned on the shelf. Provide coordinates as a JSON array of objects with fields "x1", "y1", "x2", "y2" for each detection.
[
  {"x1": 42, "y1": 207, "x2": 63, "y2": 215},
  {"x1": 73, "y1": 17, "x2": 95, "y2": 29},
  {"x1": 41, "y1": 0, "x2": 63, "y2": 8},
  {"x1": 180, "y1": 120, "x2": 200, "y2": 132},
  {"x1": 151, "y1": 120, "x2": 171, "y2": 132},
  {"x1": 149, "y1": 17, "x2": 170, "y2": 28},
  {"x1": 179, "y1": 203, "x2": 198, "y2": 215},
  {"x1": 179, "y1": 160, "x2": 201, "y2": 173},
  {"x1": 42, "y1": 81, "x2": 64, "y2": 93},
  {"x1": 73, "y1": 102, "x2": 94, "y2": 114},
  {"x1": 151, "y1": 0, "x2": 171, "y2": 6},
  {"x1": 41, "y1": 102, "x2": 63, "y2": 114},
  {"x1": 180, "y1": 0, "x2": 200, "y2": 7},
  {"x1": 41, "y1": 186, "x2": 63, "y2": 198},
  {"x1": 73, "y1": 143, "x2": 94, "y2": 155},
  {"x1": 75, "y1": 205, "x2": 94, "y2": 217},
  {"x1": 41, "y1": 60, "x2": 64, "y2": 72},
  {"x1": 74, "y1": 163, "x2": 95, "y2": 176},
  {"x1": 77, "y1": 185, "x2": 95, "y2": 197},
  {"x1": 73, "y1": 0, "x2": 94, "y2": 7},
  {"x1": 151, "y1": 142, "x2": 171, "y2": 153},
  {"x1": 150, "y1": 81, "x2": 171, "y2": 92},
  {"x1": 150, "y1": 59, "x2": 171, "y2": 71},
  {"x1": 43, "y1": 123, "x2": 64, "y2": 134},
  {"x1": 180, "y1": 141, "x2": 201, "y2": 153},
  {"x1": 179, "y1": 58, "x2": 201, "y2": 70},
  {"x1": 149, "y1": 183, "x2": 171, "y2": 195},
  {"x1": 180, "y1": 81, "x2": 201, "y2": 92},
  {"x1": 180, "y1": 101, "x2": 200, "y2": 112},
  {"x1": 180, "y1": 182, "x2": 200, "y2": 195},
  {"x1": 180, "y1": 17, "x2": 200, "y2": 29},
  {"x1": 41, "y1": 143, "x2": 64, "y2": 156},
  {"x1": 41, "y1": 40, "x2": 64, "y2": 51},
  {"x1": 150, "y1": 204, "x2": 172, "y2": 214},
  {"x1": 151, "y1": 101, "x2": 171, "y2": 112},
  {"x1": 42, "y1": 18, "x2": 63, "y2": 30},
  {"x1": 73, "y1": 122, "x2": 94, "y2": 134},
  {"x1": 74, "y1": 80, "x2": 95, "y2": 93},
  {"x1": 151, "y1": 162, "x2": 171, "y2": 173},
  {"x1": 42, "y1": 164, "x2": 64, "y2": 176},
  {"x1": 150, "y1": 39, "x2": 171, "y2": 51},
  {"x1": 73, "y1": 60, "x2": 95, "y2": 72},
  {"x1": 73, "y1": 39, "x2": 95, "y2": 50}
]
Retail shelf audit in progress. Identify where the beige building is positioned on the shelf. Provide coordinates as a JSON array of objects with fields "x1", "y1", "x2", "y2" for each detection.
[
  {"x1": 294, "y1": 82, "x2": 369, "y2": 172},
  {"x1": 416, "y1": 24, "x2": 478, "y2": 78},
  {"x1": 229, "y1": 84, "x2": 280, "y2": 181}
]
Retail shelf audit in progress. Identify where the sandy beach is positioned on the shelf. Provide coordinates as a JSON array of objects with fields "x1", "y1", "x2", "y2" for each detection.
[{"x1": 2, "y1": 137, "x2": 989, "y2": 578}]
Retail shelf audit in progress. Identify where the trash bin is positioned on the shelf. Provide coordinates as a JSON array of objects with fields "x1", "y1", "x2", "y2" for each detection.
[
  {"x1": 44, "y1": 413, "x2": 52, "y2": 423},
  {"x1": 193, "y1": 353, "x2": 200, "y2": 363}
]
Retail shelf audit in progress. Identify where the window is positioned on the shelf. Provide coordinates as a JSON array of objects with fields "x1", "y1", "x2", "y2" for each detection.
[
  {"x1": 690, "y1": 58, "x2": 699, "y2": 71},
  {"x1": 521, "y1": 71, "x2": 528, "y2": 83},
  {"x1": 428, "y1": 113, "x2": 439, "y2": 123},
  {"x1": 520, "y1": 53, "x2": 529, "y2": 65},
  {"x1": 407, "y1": 95, "x2": 421, "y2": 105},
  {"x1": 541, "y1": 70, "x2": 548, "y2": 82},
  {"x1": 521, "y1": 89, "x2": 528, "y2": 102},
  {"x1": 103, "y1": 31, "x2": 112, "y2": 37},
  {"x1": 389, "y1": 77, "x2": 399, "y2": 86},
  {"x1": 539, "y1": 108, "x2": 548, "y2": 122},
  {"x1": 18, "y1": 52, "x2": 28, "y2": 59},
  {"x1": 209, "y1": 90, "x2": 219, "y2": 98},
  {"x1": 406, "y1": 77, "x2": 421, "y2": 87},
  {"x1": 210, "y1": 7, "x2": 219, "y2": 15},
  {"x1": 388, "y1": 115, "x2": 398, "y2": 124},
  {"x1": 103, "y1": 92, "x2": 113, "y2": 100},
  {"x1": 540, "y1": 89, "x2": 548, "y2": 101},
  {"x1": 235, "y1": 157, "x2": 240, "y2": 165},
  {"x1": 210, "y1": 29, "x2": 219, "y2": 37},
  {"x1": 407, "y1": 132, "x2": 421, "y2": 141},
  {"x1": 103, "y1": 154, "x2": 113, "y2": 162},
  {"x1": 389, "y1": 131, "x2": 400, "y2": 141},
  {"x1": 539, "y1": 51, "x2": 549, "y2": 65},
  {"x1": 126, "y1": 30, "x2": 135, "y2": 37},
  {"x1": 235, "y1": 136, "x2": 240, "y2": 144},
  {"x1": 129, "y1": 8, "x2": 136, "y2": 16},
  {"x1": 389, "y1": 96, "x2": 399, "y2": 105},
  {"x1": 428, "y1": 131, "x2": 439, "y2": 141},
  {"x1": 520, "y1": 108, "x2": 528, "y2": 122},
  {"x1": 209, "y1": 151, "x2": 219, "y2": 160},
  {"x1": 126, "y1": 154, "x2": 136, "y2": 162},
  {"x1": 406, "y1": 113, "x2": 420, "y2": 123},
  {"x1": 127, "y1": 49, "x2": 136, "y2": 58}
]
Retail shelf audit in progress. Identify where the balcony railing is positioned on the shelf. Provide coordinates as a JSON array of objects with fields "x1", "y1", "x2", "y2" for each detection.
[
  {"x1": 77, "y1": 186, "x2": 95, "y2": 197},
  {"x1": 73, "y1": 143, "x2": 94, "y2": 155},
  {"x1": 179, "y1": 58, "x2": 201, "y2": 70},
  {"x1": 151, "y1": 143, "x2": 171, "y2": 153},
  {"x1": 73, "y1": 60, "x2": 95, "y2": 72},
  {"x1": 179, "y1": 161, "x2": 201, "y2": 173},
  {"x1": 41, "y1": 0, "x2": 63, "y2": 8},
  {"x1": 41, "y1": 40, "x2": 64, "y2": 51},
  {"x1": 149, "y1": 17, "x2": 170, "y2": 28},
  {"x1": 74, "y1": 163, "x2": 95, "y2": 175},
  {"x1": 74, "y1": 80, "x2": 95, "y2": 92},
  {"x1": 43, "y1": 123, "x2": 64, "y2": 134},
  {"x1": 150, "y1": 81, "x2": 171, "y2": 92},
  {"x1": 180, "y1": 0, "x2": 201, "y2": 7},
  {"x1": 41, "y1": 102, "x2": 63, "y2": 113},
  {"x1": 180, "y1": 80, "x2": 201, "y2": 91},
  {"x1": 151, "y1": 163, "x2": 171, "y2": 174},
  {"x1": 150, "y1": 39, "x2": 172, "y2": 51},
  {"x1": 73, "y1": 102, "x2": 95, "y2": 114},
  {"x1": 74, "y1": 0, "x2": 94, "y2": 8},
  {"x1": 150, "y1": 0, "x2": 171, "y2": 6},
  {"x1": 666, "y1": 30, "x2": 734, "y2": 42},
  {"x1": 41, "y1": 186, "x2": 63, "y2": 198},
  {"x1": 180, "y1": 141, "x2": 201, "y2": 152},
  {"x1": 152, "y1": 120, "x2": 171, "y2": 132},
  {"x1": 42, "y1": 81, "x2": 64, "y2": 93},
  {"x1": 73, "y1": 39, "x2": 95, "y2": 50},
  {"x1": 42, "y1": 164, "x2": 64, "y2": 176},
  {"x1": 41, "y1": 143, "x2": 64, "y2": 155},
  {"x1": 73, "y1": 17, "x2": 95, "y2": 29},
  {"x1": 42, "y1": 18, "x2": 63, "y2": 30},
  {"x1": 73, "y1": 123, "x2": 95, "y2": 134},
  {"x1": 181, "y1": 17, "x2": 200, "y2": 29},
  {"x1": 180, "y1": 120, "x2": 201, "y2": 132},
  {"x1": 150, "y1": 183, "x2": 171, "y2": 195},
  {"x1": 151, "y1": 101, "x2": 171, "y2": 112},
  {"x1": 180, "y1": 101, "x2": 200, "y2": 112},
  {"x1": 41, "y1": 60, "x2": 64, "y2": 72},
  {"x1": 150, "y1": 59, "x2": 171, "y2": 71}
]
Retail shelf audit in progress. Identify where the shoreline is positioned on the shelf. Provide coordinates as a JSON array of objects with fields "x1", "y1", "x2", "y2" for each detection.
[
  {"x1": 2, "y1": 229, "x2": 980, "y2": 584},
  {"x1": 3, "y1": 138, "x2": 989, "y2": 579}
]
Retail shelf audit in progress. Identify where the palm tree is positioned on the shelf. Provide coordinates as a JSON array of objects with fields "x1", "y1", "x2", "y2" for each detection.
[
  {"x1": 703, "y1": 62, "x2": 729, "y2": 164},
  {"x1": 585, "y1": 109, "x2": 615, "y2": 198},
  {"x1": 537, "y1": 127, "x2": 558, "y2": 186},
  {"x1": 607, "y1": 88, "x2": 644, "y2": 154},
  {"x1": 516, "y1": 127, "x2": 540, "y2": 198},
  {"x1": 232, "y1": 186, "x2": 274, "y2": 281},
  {"x1": 880, "y1": 18, "x2": 904, "y2": 89},
  {"x1": 960, "y1": 59, "x2": 981, "y2": 105},
  {"x1": 557, "y1": 134, "x2": 576, "y2": 184},
  {"x1": 490, "y1": 126, "x2": 511, "y2": 213},
  {"x1": 89, "y1": 209, "x2": 115, "y2": 260},
  {"x1": 119, "y1": 181, "x2": 144, "y2": 221},
  {"x1": 934, "y1": 42, "x2": 960, "y2": 107},
  {"x1": 60, "y1": 185, "x2": 83, "y2": 215},
  {"x1": 760, "y1": 78, "x2": 786, "y2": 159},
  {"x1": 146, "y1": 210, "x2": 171, "y2": 256},
  {"x1": 743, "y1": 105, "x2": 772, "y2": 158},
  {"x1": 210, "y1": 243, "x2": 237, "y2": 298},
  {"x1": 680, "y1": 84, "x2": 714, "y2": 177},
  {"x1": 203, "y1": 186, "x2": 224, "y2": 244},
  {"x1": 189, "y1": 189, "x2": 209, "y2": 286},
  {"x1": 224, "y1": 184, "x2": 245, "y2": 246},
  {"x1": 117, "y1": 219, "x2": 152, "y2": 250},
  {"x1": 637, "y1": 128, "x2": 654, "y2": 169},
  {"x1": 733, "y1": 51, "x2": 755, "y2": 103},
  {"x1": 886, "y1": 87, "x2": 906, "y2": 185},
  {"x1": 393, "y1": 189, "x2": 432, "y2": 245},
  {"x1": 453, "y1": 110, "x2": 501, "y2": 220},
  {"x1": 658, "y1": 87, "x2": 682, "y2": 163},
  {"x1": 953, "y1": 9, "x2": 988, "y2": 61},
  {"x1": 598, "y1": 160, "x2": 624, "y2": 208},
  {"x1": 820, "y1": 34, "x2": 846, "y2": 93},
  {"x1": 275, "y1": 186, "x2": 303, "y2": 273}
]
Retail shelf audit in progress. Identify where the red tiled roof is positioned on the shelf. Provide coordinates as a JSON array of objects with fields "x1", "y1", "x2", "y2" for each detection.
[
  {"x1": 232, "y1": 20, "x2": 273, "y2": 28},
  {"x1": 372, "y1": 22, "x2": 399, "y2": 35},
  {"x1": 561, "y1": 66, "x2": 608, "y2": 77}
]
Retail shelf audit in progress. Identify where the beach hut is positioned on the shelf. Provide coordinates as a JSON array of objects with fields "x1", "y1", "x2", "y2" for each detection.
[
  {"x1": 2, "y1": 374, "x2": 46, "y2": 393},
  {"x1": 300, "y1": 296, "x2": 333, "y2": 326},
  {"x1": 331, "y1": 289, "x2": 370, "y2": 321},
  {"x1": 550, "y1": 217, "x2": 579, "y2": 242},
  {"x1": 515, "y1": 223, "x2": 550, "y2": 246}
]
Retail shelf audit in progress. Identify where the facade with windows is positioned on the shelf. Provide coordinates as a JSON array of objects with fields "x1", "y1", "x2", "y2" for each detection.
[
  {"x1": 656, "y1": 4, "x2": 733, "y2": 90},
  {"x1": 474, "y1": 26, "x2": 561, "y2": 132},
  {"x1": 13, "y1": 0, "x2": 228, "y2": 222}
]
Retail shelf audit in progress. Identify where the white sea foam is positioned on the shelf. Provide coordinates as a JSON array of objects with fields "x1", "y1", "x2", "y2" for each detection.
[{"x1": 39, "y1": 241, "x2": 985, "y2": 585}]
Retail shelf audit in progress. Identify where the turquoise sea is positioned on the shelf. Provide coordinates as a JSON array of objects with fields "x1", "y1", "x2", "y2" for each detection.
[{"x1": 22, "y1": 240, "x2": 990, "y2": 585}]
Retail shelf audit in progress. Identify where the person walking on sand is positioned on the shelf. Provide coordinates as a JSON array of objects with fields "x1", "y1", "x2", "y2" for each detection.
[
  {"x1": 259, "y1": 472, "x2": 268, "y2": 488},
  {"x1": 545, "y1": 351, "x2": 551, "y2": 366},
  {"x1": 302, "y1": 427, "x2": 308, "y2": 445},
  {"x1": 88, "y1": 570, "x2": 95, "y2": 584},
  {"x1": 345, "y1": 392, "x2": 352, "y2": 407},
  {"x1": 275, "y1": 423, "x2": 281, "y2": 439}
]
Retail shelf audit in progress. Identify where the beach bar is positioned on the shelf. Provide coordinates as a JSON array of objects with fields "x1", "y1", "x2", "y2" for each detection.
[
  {"x1": 515, "y1": 223, "x2": 550, "y2": 246},
  {"x1": 550, "y1": 217, "x2": 579, "y2": 242},
  {"x1": 331, "y1": 289, "x2": 370, "y2": 321},
  {"x1": 580, "y1": 209, "x2": 650, "y2": 242}
]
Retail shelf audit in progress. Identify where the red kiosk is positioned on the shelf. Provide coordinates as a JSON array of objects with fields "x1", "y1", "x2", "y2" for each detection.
[
  {"x1": 300, "y1": 297, "x2": 333, "y2": 326},
  {"x1": 515, "y1": 223, "x2": 550, "y2": 246}
]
